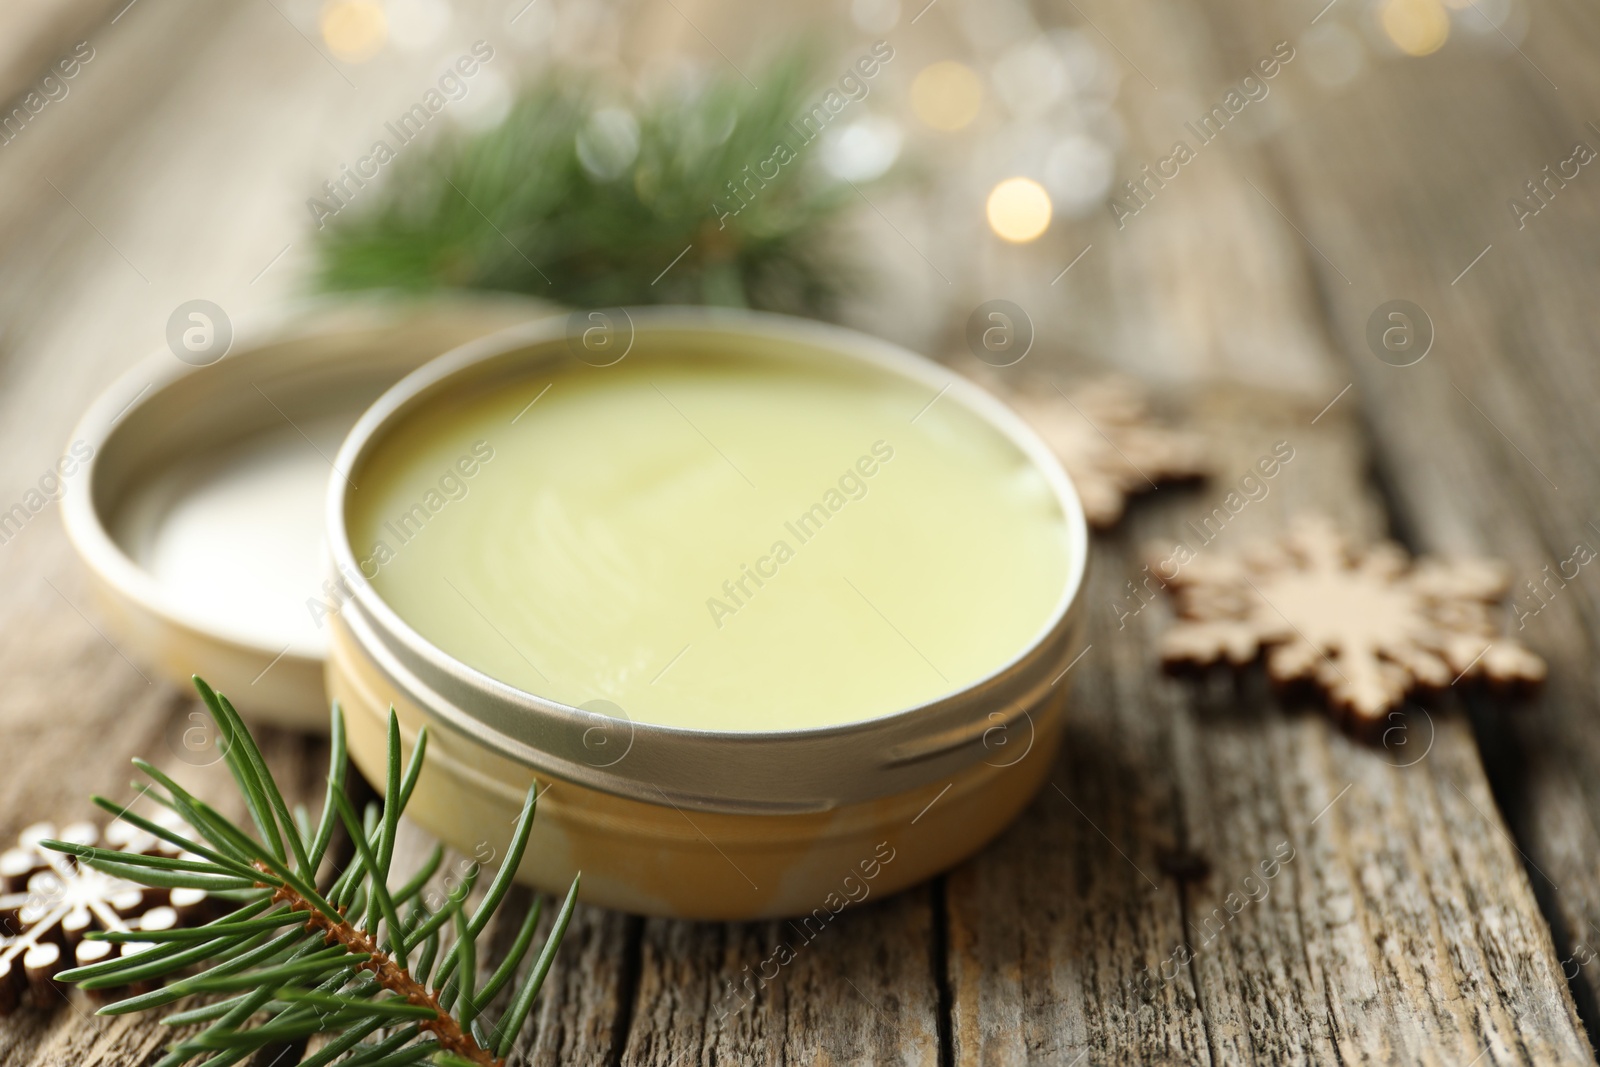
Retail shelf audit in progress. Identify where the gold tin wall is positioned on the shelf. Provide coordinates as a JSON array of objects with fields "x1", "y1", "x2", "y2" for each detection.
[{"x1": 325, "y1": 309, "x2": 1089, "y2": 919}]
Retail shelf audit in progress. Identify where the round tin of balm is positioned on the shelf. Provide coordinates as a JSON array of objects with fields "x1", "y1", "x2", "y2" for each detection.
[
  {"x1": 61, "y1": 294, "x2": 553, "y2": 729},
  {"x1": 326, "y1": 307, "x2": 1089, "y2": 919}
]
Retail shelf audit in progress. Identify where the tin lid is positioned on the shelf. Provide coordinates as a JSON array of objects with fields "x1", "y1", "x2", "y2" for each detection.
[
  {"x1": 327, "y1": 309, "x2": 1091, "y2": 811},
  {"x1": 61, "y1": 293, "x2": 554, "y2": 730}
]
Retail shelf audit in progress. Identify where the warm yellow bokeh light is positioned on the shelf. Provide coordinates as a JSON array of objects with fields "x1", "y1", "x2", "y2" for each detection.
[
  {"x1": 911, "y1": 61, "x2": 983, "y2": 131},
  {"x1": 986, "y1": 178, "x2": 1052, "y2": 243},
  {"x1": 321, "y1": 0, "x2": 388, "y2": 63},
  {"x1": 1381, "y1": 0, "x2": 1450, "y2": 56}
]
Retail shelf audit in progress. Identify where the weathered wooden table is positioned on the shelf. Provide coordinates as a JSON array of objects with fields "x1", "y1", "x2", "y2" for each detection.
[{"x1": 2, "y1": 0, "x2": 1598, "y2": 1062}]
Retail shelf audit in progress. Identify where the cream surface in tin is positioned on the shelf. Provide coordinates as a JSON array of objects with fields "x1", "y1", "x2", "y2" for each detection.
[{"x1": 346, "y1": 351, "x2": 1072, "y2": 732}]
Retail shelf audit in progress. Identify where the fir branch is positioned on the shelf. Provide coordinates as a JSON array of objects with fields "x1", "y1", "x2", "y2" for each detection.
[
  {"x1": 312, "y1": 47, "x2": 876, "y2": 317},
  {"x1": 46, "y1": 676, "x2": 578, "y2": 1066}
]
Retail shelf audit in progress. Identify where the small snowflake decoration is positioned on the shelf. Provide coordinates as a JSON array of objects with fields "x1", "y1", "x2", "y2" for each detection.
[
  {"x1": 0, "y1": 817, "x2": 207, "y2": 1012},
  {"x1": 1008, "y1": 376, "x2": 1209, "y2": 528},
  {"x1": 1154, "y1": 515, "x2": 1546, "y2": 724}
]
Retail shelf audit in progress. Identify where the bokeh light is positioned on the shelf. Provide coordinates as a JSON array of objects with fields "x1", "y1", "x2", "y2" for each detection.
[
  {"x1": 1381, "y1": 0, "x2": 1450, "y2": 56},
  {"x1": 822, "y1": 116, "x2": 903, "y2": 182},
  {"x1": 851, "y1": 0, "x2": 901, "y2": 34},
  {"x1": 385, "y1": 0, "x2": 451, "y2": 52},
  {"x1": 1044, "y1": 135, "x2": 1114, "y2": 215},
  {"x1": 321, "y1": 0, "x2": 387, "y2": 63},
  {"x1": 451, "y1": 70, "x2": 514, "y2": 132},
  {"x1": 576, "y1": 108, "x2": 642, "y2": 181},
  {"x1": 911, "y1": 61, "x2": 984, "y2": 131},
  {"x1": 1302, "y1": 24, "x2": 1366, "y2": 88},
  {"x1": 986, "y1": 177, "x2": 1052, "y2": 242},
  {"x1": 1456, "y1": 0, "x2": 1522, "y2": 39},
  {"x1": 991, "y1": 40, "x2": 1066, "y2": 118}
]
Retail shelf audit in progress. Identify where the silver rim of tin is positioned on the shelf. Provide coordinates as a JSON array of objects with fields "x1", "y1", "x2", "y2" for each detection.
[
  {"x1": 60, "y1": 293, "x2": 552, "y2": 673},
  {"x1": 327, "y1": 307, "x2": 1090, "y2": 814}
]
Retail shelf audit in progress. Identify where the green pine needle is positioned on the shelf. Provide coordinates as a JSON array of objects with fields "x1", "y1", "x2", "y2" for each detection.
[
  {"x1": 312, "y1": 47, "x2": 877, "y2": 317},
  {"x1": 45, "y1": 676, "x2": 578, "y2": 1067}
]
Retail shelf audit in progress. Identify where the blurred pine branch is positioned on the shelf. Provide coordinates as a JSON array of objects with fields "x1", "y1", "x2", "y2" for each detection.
[{"x1": 313, "y1": 49, "x2": 876, "y2": 317}]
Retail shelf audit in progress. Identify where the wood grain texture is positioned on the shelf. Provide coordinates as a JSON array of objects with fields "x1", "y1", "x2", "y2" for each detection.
[
  {"x1": 620, "y1": 891, "x2": 942, "y2": 1066},
  {"x1": 0, "y1": 0, "x2": 1594, "y2": 1062},
  {"x1": 945, "y1": 389, "x2": 1589, "y2": 1065},
  {"x1": 932, "y1": 0, "x2": 1591, "y2": 1056},
  {"x1": 1195, "y1": 0, "x2": 1600, "y2": 1044}
]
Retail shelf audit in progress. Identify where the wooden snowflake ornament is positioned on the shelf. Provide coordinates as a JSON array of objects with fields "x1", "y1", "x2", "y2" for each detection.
[
  {"x1": 1155, "y1": 515, "x2": 1546, "y2": 724},
  {"x1": 0, "y1": 818, "x2": 207, "y2": 1012},
  {"x1": 1009, "y1": 377, "x2": 1208, "y2": 528}
]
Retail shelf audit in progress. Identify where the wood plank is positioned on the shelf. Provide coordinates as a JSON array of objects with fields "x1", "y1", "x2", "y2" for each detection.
[
  {"x1": 1195, "y1": 0, "x2": 1600, "y2": 1040},
  {"x1": 377, "y1": 822, "x2": 638, "y2": 1067},
  {"x1": 620, "y1": 890, "x2": 942, "y2": 1066},
  {"x1": 936, "y1": 0, "x2": 1593, "y2": 1058},
  {"x1": 948, "y1": 388, "x2": 1588, "y2": 1064}
]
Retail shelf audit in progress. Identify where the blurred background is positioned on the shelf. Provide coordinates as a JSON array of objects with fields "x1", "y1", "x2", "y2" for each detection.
[
  {"x1": 0, "y1": 0, "x2": 1557, "y2": 397},
  {"x1": 0, "y1": 0, "x2": 1571, "y2": 404},
  {"x1": 0, "y1": 0, "x2": 1580, "y2": 490}
]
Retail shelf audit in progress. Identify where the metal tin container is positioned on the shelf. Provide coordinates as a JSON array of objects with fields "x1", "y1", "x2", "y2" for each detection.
[
  {"x1": 326, "y1": 308, "x2": 1089, "y2": 919},
  {"x1": 62, "y1": 295, "x2": 551, "y2": 729}
]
